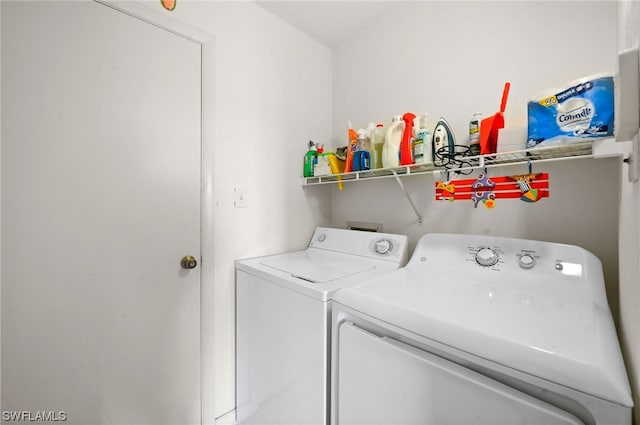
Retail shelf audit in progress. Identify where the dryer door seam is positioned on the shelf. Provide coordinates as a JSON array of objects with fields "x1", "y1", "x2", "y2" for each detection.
[{"x1": 337, "y1": 321, "x2": 586, "y2": 425}]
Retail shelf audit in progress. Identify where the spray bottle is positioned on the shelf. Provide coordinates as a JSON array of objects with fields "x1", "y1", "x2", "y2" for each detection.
[
  {"x1": 352, "y1": 129, "x2": 371, "y2": 172},
  {"x1": 400, "y1": 112, "x2": 417, "y2": 166}
]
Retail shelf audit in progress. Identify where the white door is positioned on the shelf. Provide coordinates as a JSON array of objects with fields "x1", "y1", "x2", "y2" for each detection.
[
  {"x1": 2, "y1": 2, "x2": 202, "y2": 424},
  {"x1": 337, "y1": 322, "x2": 585, "y2": 425}
]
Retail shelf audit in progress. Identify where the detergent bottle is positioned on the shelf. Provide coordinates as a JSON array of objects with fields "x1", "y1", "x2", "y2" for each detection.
[
  {"x1": 352, "y1": 129, "x2": 370, "y2": 171},
  {"x1": 345, "y1": 121, "x2": 358, "y2": 173},
  {"x1": 382, "y1": 116, "x2": 404, "y2": 168},
  {"x1": 370, "y1": 124, "x2": 385, "y2": 169},
  {"x1": 313, "y1": 145, "x2": 331, "y2": 176},
  {"x1": 303, "y1": 140, "x2": 317, "y2": 177},
  {"x1": 413, "y1": 113, "x2": 433, "y2": 165}
]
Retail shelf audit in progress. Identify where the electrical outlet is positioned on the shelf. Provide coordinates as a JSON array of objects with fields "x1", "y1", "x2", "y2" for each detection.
[{"x1": 234, "y1": 188, "x2": 248, "y2": 208}]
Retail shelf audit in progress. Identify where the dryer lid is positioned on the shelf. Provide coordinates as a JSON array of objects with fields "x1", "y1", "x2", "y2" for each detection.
[
  {"x1": 334, "y1": 233, "x2": 634, "y2": 408},
  {"x1": 261, "y1": 250, "x2": 375, "y2": 283}
]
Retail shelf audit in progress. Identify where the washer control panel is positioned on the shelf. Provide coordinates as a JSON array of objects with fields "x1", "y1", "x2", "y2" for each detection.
[{"x1": 309, "y1": 227, "x2": 409, "y2": 265}]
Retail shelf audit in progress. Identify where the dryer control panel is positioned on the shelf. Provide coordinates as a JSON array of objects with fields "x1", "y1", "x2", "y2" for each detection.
[
  {"x1": 309, "y1": 227, "x2": 409, "y2": 265},
  {"x1": 410, "y1": 233, "x2": 600, "y2": 282},
  {"x1": 404, "y1": 233, "x2": 611, "y2": 331},
  {"x1": 465, "y1": 245, "x2": 541, "y2": 271}
]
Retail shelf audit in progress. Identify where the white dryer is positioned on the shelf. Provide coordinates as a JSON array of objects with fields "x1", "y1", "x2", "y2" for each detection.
[
  {"x1": 235, "y1": 227, "x2": 409, "y2": 425},
  {"x1": 332, "y1": 233, "x2": 633, "y2": 425}
]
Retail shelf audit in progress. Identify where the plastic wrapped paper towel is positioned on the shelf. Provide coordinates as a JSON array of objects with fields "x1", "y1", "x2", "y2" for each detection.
[{"x1": 527, "y1": 74, "x2": 614, "y2": 148}]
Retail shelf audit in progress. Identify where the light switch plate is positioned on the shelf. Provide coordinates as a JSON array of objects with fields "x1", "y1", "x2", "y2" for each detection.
[{"x1": 234, "y1": 188, "x2": 248, "y2": 208}]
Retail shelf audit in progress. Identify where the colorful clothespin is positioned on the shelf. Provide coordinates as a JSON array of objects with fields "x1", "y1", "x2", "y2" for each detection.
[
  {"x1": 471, "y1": 171, "x2": 496, "y2": 209},
  {"x1": 508, "y1": 162, "x2": 547, "y2": 203},
  {"x1": 436, "y1": 181, "x2": 455, "y2": 201},
  {"x1": 508, "y1": 173, "x2": 544, "y2": 202}
]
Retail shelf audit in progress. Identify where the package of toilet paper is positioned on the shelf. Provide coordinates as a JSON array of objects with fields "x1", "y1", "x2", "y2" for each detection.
[{"x1": 527, "y1": 74, "x2": 614, "y2": 148}]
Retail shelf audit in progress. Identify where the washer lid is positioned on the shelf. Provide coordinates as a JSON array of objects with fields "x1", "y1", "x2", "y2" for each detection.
[{"x1": 260, "y1": 250, "x2": 375, "y2": 283}]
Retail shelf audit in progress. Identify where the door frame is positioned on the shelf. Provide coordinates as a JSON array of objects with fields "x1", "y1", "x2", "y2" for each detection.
[{"x1": 87, "y1": 2, "x2": 216, "y2": 423}]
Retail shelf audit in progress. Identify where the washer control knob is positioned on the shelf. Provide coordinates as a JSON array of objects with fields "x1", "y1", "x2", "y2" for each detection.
[
  {"x1": 317, "y1": 233, "x2": 326, "y2": 242},
  {"x1": 374, "y1": 239, "x2": 393, "y2": 255},
  {"x1": 476, "y1": 247, "x2": 499, "y2": 267},
  {"x1": 518, "y1": 254, "x2": 536, "y2": 269}
]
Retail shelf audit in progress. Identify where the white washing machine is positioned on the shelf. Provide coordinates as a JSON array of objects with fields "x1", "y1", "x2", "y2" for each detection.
[
  {"x1": 235, "y1": 227, "x2": 409, "y2": 425},
  {"x1": 331, "y1": 233, "x2": 633, "y2": 425}
]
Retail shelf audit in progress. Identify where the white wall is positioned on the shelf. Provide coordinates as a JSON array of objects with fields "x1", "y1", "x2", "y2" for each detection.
[
  {"x1": 617, "y1": 1, "x2": 640, "y2": 423},
  {"x1": 122, "y1": 1, "x2": 334, "y2": 420},
  {"x1": 332, "y1": 2, "x2": 618, "y2": 144}
]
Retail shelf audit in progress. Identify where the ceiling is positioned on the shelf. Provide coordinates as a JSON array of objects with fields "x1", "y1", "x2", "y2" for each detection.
[{"x1": 254, "y1": 1, "x2": 406, "y2": 48}]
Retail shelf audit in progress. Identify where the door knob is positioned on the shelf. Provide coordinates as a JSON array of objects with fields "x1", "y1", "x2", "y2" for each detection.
[{"x1": 181, "y1": 255, "x2": 198, "y2": 269}]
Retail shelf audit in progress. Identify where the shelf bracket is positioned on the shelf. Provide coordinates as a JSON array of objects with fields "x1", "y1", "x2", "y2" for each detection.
[{"x1": 391, "y1": 170, "x2": 423, "y2": 224}]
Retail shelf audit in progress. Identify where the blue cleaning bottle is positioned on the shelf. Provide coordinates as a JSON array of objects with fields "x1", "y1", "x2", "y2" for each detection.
[{"x1": 352, "y1": 129, "x2": 370, "y2": 172}]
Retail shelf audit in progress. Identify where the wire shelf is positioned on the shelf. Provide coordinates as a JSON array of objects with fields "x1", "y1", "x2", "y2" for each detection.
[{"x1": 302, "y1": 141, "x2": 595, "y2": 186}]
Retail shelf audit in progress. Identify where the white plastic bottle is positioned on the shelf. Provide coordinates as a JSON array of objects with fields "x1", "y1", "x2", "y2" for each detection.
[
  {"x1": 382, "y1": 115, "x2": 404, "y2": 168},
  {"x1": 469, "y1": 112, "x2": 482, "y2": 156},
  {"x1": 365, "y1": 122, "x2": 376, "y2": 152},
  {"x1": 412, "y1": 113, "x2": 433, "y2": 165},
  {"x1": 370, "y1": 124, "x2": 385, "y2": 169}
]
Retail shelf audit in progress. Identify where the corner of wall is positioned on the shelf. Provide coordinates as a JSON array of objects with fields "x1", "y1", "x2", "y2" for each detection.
[{"x1": 0, "y1": 0, "x2": 3, "y2": 412}]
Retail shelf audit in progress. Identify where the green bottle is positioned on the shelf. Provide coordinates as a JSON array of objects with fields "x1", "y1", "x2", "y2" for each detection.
[{"x1": 303, "y1": 140, "x2": 317, "y2": 177}]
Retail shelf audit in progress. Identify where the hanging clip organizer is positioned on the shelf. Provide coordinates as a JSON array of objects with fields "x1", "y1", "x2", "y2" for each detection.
[{"x1": 435, "y1": 166, "x2": 549, "y2": 208}]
